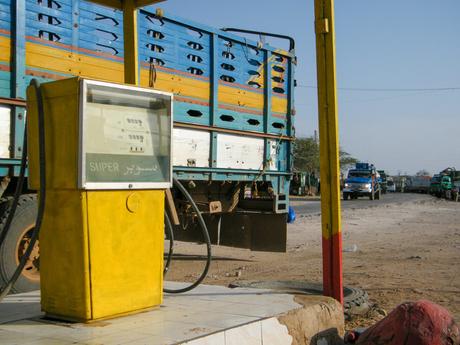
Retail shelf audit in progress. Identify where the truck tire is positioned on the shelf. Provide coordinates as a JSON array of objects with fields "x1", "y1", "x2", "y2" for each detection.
[
  {"x1": 0, "y1": 196, "x2": 13, "y2": 216},
  {"x1": 0, "y1": 194, "x2": 40, "y2": 293},
  {"x1": 445, "y1": 190, "x2": 451, "y2": 200}
]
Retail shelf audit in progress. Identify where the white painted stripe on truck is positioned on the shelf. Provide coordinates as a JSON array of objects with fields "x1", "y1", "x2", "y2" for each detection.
[{"x1": 173, "y1": 128, "x2": 211, "y2": 168}]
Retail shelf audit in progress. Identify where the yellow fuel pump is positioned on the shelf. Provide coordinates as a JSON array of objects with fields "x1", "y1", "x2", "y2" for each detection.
[{"x1": 26, "y1": 77, "x2": 173, "y2": 322}]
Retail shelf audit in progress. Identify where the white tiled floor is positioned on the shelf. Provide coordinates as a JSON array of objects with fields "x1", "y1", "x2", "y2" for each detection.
[{"x1": 0, "y1": 282, "x2": 299, "y2": 345}]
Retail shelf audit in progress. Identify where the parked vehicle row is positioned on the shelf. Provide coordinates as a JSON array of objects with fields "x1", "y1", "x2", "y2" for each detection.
[{"x1": 291, "y1": 165, "x2": 459, "y2": 204}]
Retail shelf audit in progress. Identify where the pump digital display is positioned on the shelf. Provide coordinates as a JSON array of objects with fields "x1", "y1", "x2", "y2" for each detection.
[{"x1": 80, "y1": 80, "x2": 172, "y2": 189}]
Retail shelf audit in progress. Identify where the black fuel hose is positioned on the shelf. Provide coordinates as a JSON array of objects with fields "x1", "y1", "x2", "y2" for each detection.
[
  {"x1": 163, "y1": 178, "x2": 212, "y2": 294},
  {"x1": 0, "y1": 79, "x2": 46, "y2": 301},
  {"x1": 163, "y1": 211, "x2": 174, "y2": 275}
]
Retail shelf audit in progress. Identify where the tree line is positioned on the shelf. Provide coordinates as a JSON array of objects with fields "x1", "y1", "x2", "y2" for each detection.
[{"x1": 293, "y1": 136, "x2": 358, "y2": 174}]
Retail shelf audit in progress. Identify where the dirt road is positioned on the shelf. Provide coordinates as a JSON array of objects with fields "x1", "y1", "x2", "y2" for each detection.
[
  {"x1": 166, "y1": 193, "x2": 460, "y2": 327},
  {"x1": 290, "y1": 192, "x2": 430, "y2": 215}
]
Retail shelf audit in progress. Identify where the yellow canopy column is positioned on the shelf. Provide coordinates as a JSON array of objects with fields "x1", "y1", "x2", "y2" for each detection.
[{"x1": 314, "y1": 0, "x2": 343, "y2": 304}]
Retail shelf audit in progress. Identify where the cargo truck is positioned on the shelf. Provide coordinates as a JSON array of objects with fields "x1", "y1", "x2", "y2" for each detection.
[
  {"x1": 0, "y1": 3, "x2": 295, "y2": 292},
  {"x1": 377, "y1": 170, "x2": 388, "y2": 194},
  {"x1": 289, "y1": 171, "x2": 318, "y2": 196},
  {"x1": 393, "y1": 176, "x2": 406, "y2": 193},
  {"x1": 343, "y1": 163, "x2": 381, "y2": 200},
  {"x1": 404, "y1": 176, "x2": 431, "y2": 194},
  {"x1": 429, "y1": 174, "x2": 442, "y2": 197},
  {"x1": 438, "y1": 168, "x2": 460, "y2": 200},
  {"x1": 440, "y1": 175, "x2": 452, "y2": 198},
  {"x1": 386, "y1": 177, "x2": 396, "y2": 192},
  {"x1": 452, "y1": 180, "x2": 460, "y2": 202}
]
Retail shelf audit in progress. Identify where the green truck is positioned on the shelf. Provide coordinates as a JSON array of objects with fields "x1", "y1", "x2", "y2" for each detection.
[
  {"x1": 429, "y1": 174, "x2": 442, "y2": 197},
  {"x1": 441, "y1": 175, "x2": 453, "y2": 198},
  {"x1": 435, "y1": 168, "x2": 460, "y2": 201},
  {"x1": 443, "y1": 168, "x2": 460, "y2": 201}
]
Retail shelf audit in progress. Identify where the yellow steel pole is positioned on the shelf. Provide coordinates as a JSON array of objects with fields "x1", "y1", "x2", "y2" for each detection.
[
  {"x1": 123, "y1": 0, "x2": 139, "y2": 85},
  {"x1": 314, "y1": 0, "x2": 343, "y2": 304}
]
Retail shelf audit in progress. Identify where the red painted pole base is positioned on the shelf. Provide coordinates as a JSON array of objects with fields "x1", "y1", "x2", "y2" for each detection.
[{"x1": 322, "y1": 231, "x2": 343, "y2": 304}]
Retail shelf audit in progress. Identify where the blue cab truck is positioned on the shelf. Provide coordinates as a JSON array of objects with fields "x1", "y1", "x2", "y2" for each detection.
[
  {"x1": 0, "y1": 2, "x2": 296, "y2": 292},
  {"x1": 343, "y1": 163, "x2": 381, "y2": 200}
]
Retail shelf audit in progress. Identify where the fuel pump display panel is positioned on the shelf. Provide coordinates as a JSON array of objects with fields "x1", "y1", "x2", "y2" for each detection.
[{"x1": 80, "y1": 80, "x2": 172, "y2": 189}]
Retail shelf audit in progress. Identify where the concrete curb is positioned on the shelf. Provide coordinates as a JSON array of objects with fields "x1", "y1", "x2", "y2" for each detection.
[{"x1": 278, "y1": 295, "x2": 345, "y2": 345}]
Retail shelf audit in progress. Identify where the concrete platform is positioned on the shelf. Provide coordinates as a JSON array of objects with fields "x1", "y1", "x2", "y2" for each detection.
[{"x1": 0, "y1": 282, "x2": 344, "y2": 345}]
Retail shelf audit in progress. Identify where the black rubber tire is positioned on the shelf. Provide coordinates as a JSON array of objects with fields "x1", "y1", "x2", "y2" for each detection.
[
  {"x1": 0, "y1": 194, "x2": 39, "y2": 293},
  {"x1": 0, "y1": 197, "x2": 14, "y2": 219},
  {"x1": 228, "y1": 280, "x2": 370, "y2": 317},
  {"x1": 343, "y1": 286, "x2": 370, "y2": 317}
]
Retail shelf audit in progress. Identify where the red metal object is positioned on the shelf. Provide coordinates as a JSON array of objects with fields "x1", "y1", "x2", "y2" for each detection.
[{"x1": 356, "y1": 300, "x2": 460, "y2": 345}]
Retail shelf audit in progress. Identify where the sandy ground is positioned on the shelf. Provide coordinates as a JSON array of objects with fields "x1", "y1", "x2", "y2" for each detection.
[{"x1": 166, "y1": 194, "x2": 460, "y2": 328}]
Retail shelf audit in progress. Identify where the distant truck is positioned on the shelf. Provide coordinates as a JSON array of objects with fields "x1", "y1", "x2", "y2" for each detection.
[
  {"x1": 429, "y1": 175, "x2": 442, "y2": 197},
  {"x1": 290, "y1": 172, "x2": 319, "y2": 196},
  {"x1": 438, "y1": 168, "x2": 460, "y2": 200},
  {"x1": 343, "y1": 163, "x2": 381, "y2": 200},
  {"x1": 453, "y1": 180, "x2": 460, "y2": 202},
  {"x1": 452, "y1": 170, "x2": 460, "y2": 202},
  {"x1": 405, "y1": 176, "x2": 431, "y2": 193},
  {"x1": 440, "y1": 175, "x2": 452, "y2": 198},
  {"x1": 377, "y1": 170, "x2": 388, "y2": 194},
  {"x1": 393, "y1": 176, "x2": 407, "y2": 193},
  {"x1": 387, "y1": 177, "x2": 396, "y2": 192}
]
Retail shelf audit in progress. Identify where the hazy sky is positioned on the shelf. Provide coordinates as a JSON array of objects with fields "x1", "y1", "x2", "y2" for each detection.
[{"x1": 154, "y1": 1, "x2": 459, "y2": 175}]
